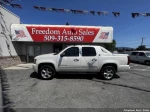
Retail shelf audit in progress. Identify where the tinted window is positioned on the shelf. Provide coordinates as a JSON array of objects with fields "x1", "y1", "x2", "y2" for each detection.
[
  {"x1": 64, "y1": 47, "x2": 79, "y2": 56},
  {"x1": 82, "y1": 47, "x2": 96, "y2": 56},
  {"x1": 131, "y1": 52, "x2": 138, "y2": 55},
  {"x1": 139, "y1": 52, "x2": 146, "y2": 56}
]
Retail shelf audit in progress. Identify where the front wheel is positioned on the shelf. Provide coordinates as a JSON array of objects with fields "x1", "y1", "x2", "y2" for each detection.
[
  {"x1": 100, "y1": 66, "x2": 116, "y2": 80},
  {"x1": 40, "y1": 65, "x2": 55, "y2": 80}
]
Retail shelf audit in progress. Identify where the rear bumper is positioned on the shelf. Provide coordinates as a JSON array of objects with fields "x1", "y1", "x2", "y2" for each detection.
[
  {"x1": 117, "y1": 65, "x2": 130, "y2": 72},
  {"x1": 33, "y1": 64, "x2": 38, "y2": 73}
]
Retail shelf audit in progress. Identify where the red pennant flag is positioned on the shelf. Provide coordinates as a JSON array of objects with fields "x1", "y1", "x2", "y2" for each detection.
[
  {"x1": 70, "y1": 9, "x2": 77, "y2": 13},
  {"x1": 97, "y1": 12, "x2": 102, "y2": 15},
  {"x1": 2, "y1": 0, "x2": 10, "y2": 4},
  {"x1": 146, "y1": 13, "x2": 150, "y2": 16},
  {"x1": 58, "y1": 8, "x2": 65, "y2": 12},
  {"x1": 131, "y1": 13, "x2": 140, "y2": 18},
  {"x1": 112, "y1": 12, "x2": 120, "y2": 17},
  {"x1": 34, "y1": 6, "x2": 40, "y2": 10},
  {"x1": 52, "y1": 8, "x2": 58, "y2": 12},
  {"x1": 11, "y1": 4, "x2": 22, "y2": 9},
  {"x1": 90, "y1": 11, "x2": 95, "y2": 15},
  {"x1": 77, "y1": 10, "x2": 83, "y2": 14},
  {"x1": 40, "y1": 7, "x2": 46, "y2": 11}
]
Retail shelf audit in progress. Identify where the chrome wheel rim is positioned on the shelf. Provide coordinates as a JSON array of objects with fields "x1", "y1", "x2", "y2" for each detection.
[
  {"x1": 41, "y1": 68, "x2": 53, "y2": 79},
  {"x1": 103, "y1": 68, "x2": 114, "y2": 79}
]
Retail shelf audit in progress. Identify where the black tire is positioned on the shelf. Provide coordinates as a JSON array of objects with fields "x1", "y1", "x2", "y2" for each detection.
[
  {"x1": 145, "y1": 61, "x2": 150, "y2": 65},
  {"x1": 39, "y1": 65, "x2": 55, "y2": 80},
  {"x1": 100, "y1": 66, "x2": 116, "y2": 80}
]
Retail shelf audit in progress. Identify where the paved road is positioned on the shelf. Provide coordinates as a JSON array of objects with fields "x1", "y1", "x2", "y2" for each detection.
[{"x1": 1, "y1": 63, "x2": 150, "y2": 111}]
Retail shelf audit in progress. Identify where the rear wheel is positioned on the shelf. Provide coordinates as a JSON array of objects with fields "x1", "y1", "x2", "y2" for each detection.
[
  {"x1": 40, "y1": 65, "x2": 55, "y2": 80},
  {"x1": 100, "y1": 66, "x2": 116, "y2": 80},
  {"x1": 145, "y1": 61, "x2": 150, "y2": 65}
]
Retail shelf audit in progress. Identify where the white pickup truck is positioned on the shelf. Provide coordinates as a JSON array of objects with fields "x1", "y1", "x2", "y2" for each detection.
[{"x1": 33, "y1": 45, "x2": 130, "y2": 80}]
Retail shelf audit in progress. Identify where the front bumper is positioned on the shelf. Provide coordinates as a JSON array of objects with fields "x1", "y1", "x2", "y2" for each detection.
[{"x1": 33, "y1": 64, "x2": 38, "y2": 73}]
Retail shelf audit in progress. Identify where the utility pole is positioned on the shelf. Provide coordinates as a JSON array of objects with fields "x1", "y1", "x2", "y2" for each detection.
[{"x1": 141, "y1": 37, "x2": 145, "y2": 46}]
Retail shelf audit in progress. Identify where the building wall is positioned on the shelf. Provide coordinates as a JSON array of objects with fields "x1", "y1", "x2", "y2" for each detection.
[
  {"x1": 0, "y1": 5, "x2": 22, "y2": 68},
  {"x1": 41, "y1": 43, "x2": 53, "y2": 54}
]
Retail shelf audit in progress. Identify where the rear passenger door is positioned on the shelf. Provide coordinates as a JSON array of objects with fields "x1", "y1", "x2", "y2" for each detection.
[
  {"x1": 80, "y1": 47, "x2": 99, "y2": 72},
  {"x1": 138, "y1": 52, "x2": 147, "y2": 63}
]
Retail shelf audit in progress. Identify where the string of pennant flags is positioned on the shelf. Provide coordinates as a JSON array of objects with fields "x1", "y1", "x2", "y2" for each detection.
[
  {"x1": 32, "y1": 6, "x2": 150, "y2": 18},
  {"x1": 0, "y1": 0, "x2": 22, "y2": 8},
  {"x1": 1, "y1": 0, "x2": 150, "y2": 18}
]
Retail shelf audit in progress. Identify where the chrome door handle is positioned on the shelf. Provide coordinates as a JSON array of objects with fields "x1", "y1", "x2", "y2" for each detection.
[
  {"x1": 74, "y1": 59, "x2": 79, "y2": 62},
  {"x1": 92, "y1": 59, "x2": 97, "y2": 61}
]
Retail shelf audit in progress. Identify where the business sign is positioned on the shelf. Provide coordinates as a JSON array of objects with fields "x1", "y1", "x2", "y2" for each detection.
[{"x1": 11, "y1": 24, "x2": 113, "y2": 43}]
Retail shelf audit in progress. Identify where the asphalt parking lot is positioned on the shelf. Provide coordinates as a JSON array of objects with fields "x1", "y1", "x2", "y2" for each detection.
[{"x1": 1, "y1": 63, "x2": 150, "y2": 111}]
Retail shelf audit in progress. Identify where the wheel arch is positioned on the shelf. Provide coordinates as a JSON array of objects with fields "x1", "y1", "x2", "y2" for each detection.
[
  {"x1": 38, "y1": 63, "x2": 55, "y2": 73},
  {"x1": 101, "y1": 63, "x2": 118, "y2": 72}
]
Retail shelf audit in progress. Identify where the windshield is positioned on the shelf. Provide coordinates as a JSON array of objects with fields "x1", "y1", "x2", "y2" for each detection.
[
  {"x1": 145, "y1": 52, "x2": 150, "y2": 56},
  {"x1": 53, "y1": 47, "x2": 67, "y2": 55}
]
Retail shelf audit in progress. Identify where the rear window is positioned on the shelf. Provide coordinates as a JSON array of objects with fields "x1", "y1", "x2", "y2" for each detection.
[
  {"x1": 101, "y1": 48, "x2": 107, "y2": 53},
  {"x1": 82, "y1": 47, "x2": 96, "y2": 56}
]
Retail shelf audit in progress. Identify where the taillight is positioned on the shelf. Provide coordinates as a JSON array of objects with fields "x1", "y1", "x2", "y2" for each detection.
[{"x1": 127, "y1": 56, "x2": 130, "y2": 65}]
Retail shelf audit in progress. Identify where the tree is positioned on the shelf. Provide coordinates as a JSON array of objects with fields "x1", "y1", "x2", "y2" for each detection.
[
  {"x1": 136, "y1": 45, "x2": 147, "y2": 50},
  {"x1": 105, "y1": 39, "x2": 116, "y2": 52}
]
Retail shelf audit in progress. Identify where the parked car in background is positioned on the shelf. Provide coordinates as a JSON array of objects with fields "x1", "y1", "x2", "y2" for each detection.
[
  {"x1": 129, "y1": 51, "x2": 150, "y2": 65},
  {"x1": 33, "y1": 45, "x2": 130, "y2": 80}
]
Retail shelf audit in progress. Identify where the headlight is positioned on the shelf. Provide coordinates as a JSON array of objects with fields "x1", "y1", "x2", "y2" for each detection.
[{"x1": 34, "y1": 59, "x2": 36, "y2": 64}]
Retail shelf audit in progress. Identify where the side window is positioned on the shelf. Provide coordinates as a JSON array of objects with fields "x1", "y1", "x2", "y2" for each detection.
[
  {"x1": 64, "y1": 47, "x2": 79, "y2": 57},
  {"x1": 131, "y1": 52, "x2": 138, "y2": 56},
  {"x1": 82, "y1": 47, "x2": 96, "y2": 56},
  {"x1": 139, "y1": 52, "x2": 146, "y2": 57}
]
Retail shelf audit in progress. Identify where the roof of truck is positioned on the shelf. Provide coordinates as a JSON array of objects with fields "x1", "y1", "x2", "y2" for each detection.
[{"x1": 69, "y1": 45, "x2": 101, "y2": 47}]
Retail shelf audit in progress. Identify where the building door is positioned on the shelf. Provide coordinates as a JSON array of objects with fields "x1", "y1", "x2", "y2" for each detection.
[
  {"x1": 53, "y1": 43, "x2": 63, "y2": 53},
  {"x1": 27, "y1": 45, "x2": 41, "y2": 62}
]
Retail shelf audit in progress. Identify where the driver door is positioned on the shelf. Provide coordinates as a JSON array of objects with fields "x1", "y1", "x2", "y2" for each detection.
[{"x1": 58, "y1": 47, "x2": 80, "y2": 72}]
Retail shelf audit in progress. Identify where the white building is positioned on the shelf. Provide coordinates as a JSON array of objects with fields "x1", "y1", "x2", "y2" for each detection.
[{"x1": 0, "y1": 5, "x2": 21, "y2": 68}]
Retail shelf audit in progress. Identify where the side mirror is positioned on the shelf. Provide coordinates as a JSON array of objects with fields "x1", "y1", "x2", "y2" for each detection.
[{"x1": 60, "y1": 52, "x2": 65, "y2": 57}]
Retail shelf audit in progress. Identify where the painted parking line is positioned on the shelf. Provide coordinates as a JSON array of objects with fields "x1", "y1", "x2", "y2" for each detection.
[{"x1": 130, "y1": 68, "x2": 150, "y2": 71}]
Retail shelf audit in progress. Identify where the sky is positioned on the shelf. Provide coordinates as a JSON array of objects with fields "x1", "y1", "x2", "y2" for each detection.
[{"x1": 2, "y1": 0, "x2": 150, "y2": 48}]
